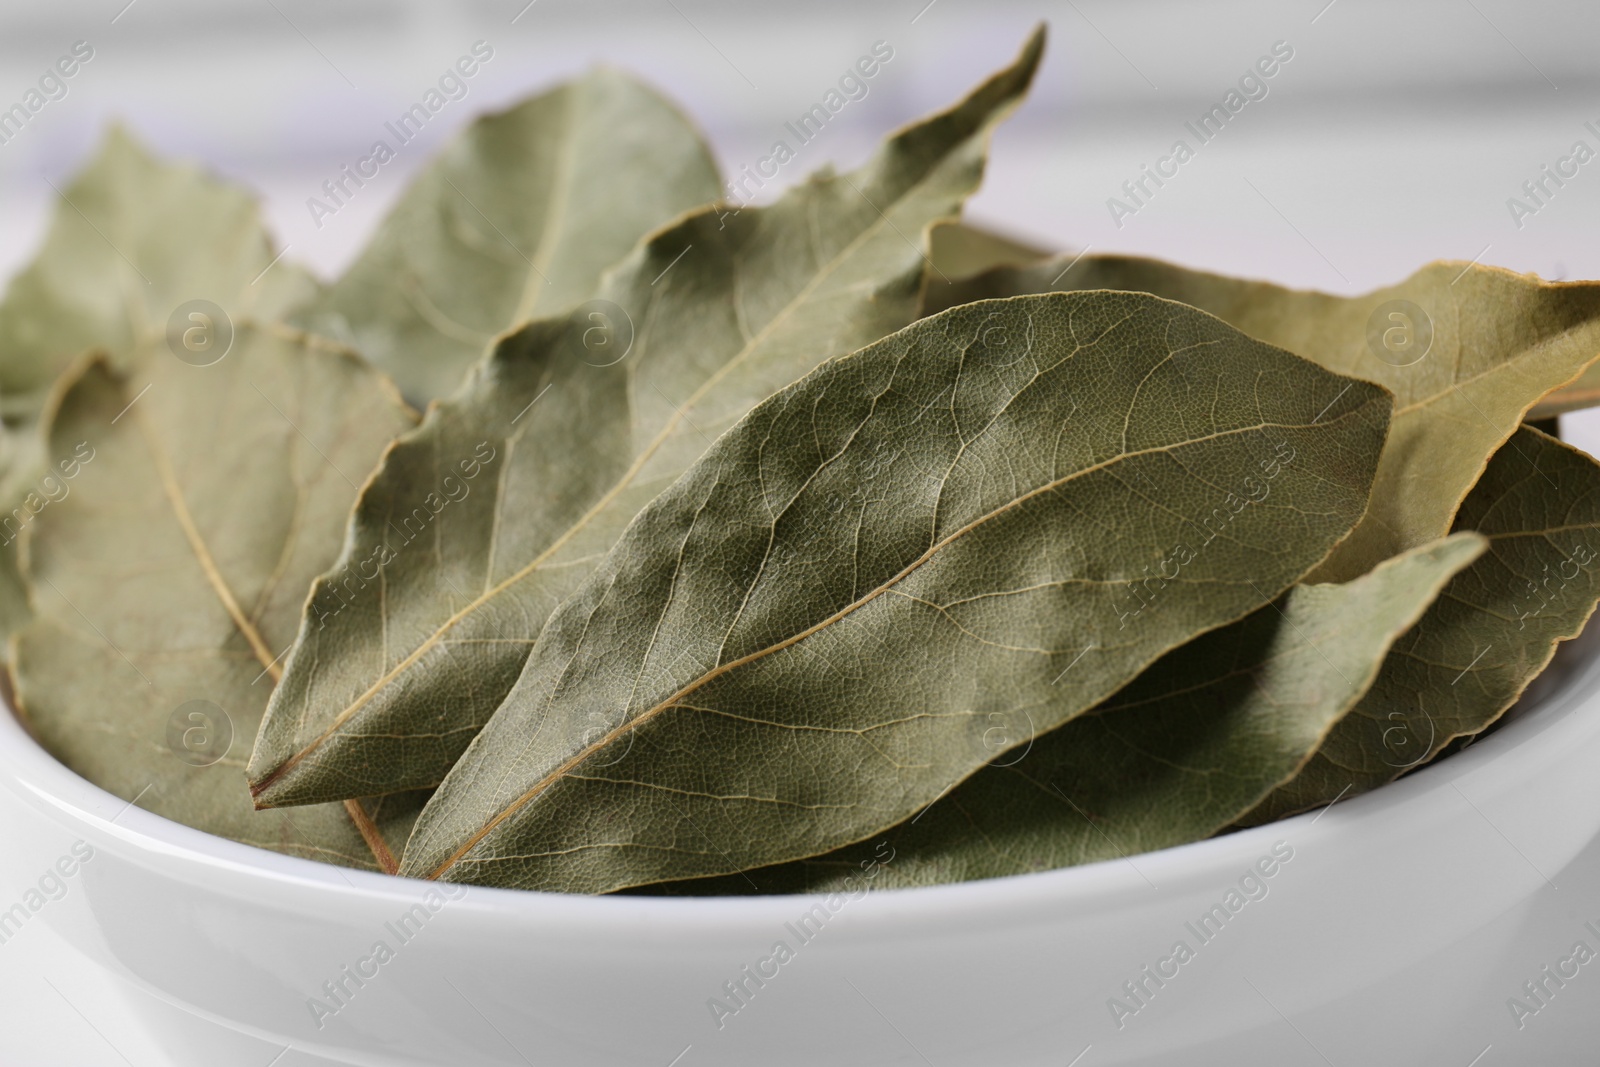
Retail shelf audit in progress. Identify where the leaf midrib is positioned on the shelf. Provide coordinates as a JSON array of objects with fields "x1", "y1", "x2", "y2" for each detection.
[
  {"x1": 135, "y1": 403, "x2": 281, "y2": 681},
  {"x1": 424, "y1": 409, "x2": 1369, "y2": 879},
  {"x1": 510, "y1": 78, "x2": 579, "y2": 325},
  {"x1": 1390, "y1": 346, "x2": 1600, "y2": 419},
  {"x1": 134, "y1": 376, "x2": 399, "y2": 872}
]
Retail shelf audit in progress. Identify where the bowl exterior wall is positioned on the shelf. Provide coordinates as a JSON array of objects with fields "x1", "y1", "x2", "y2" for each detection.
[{"x1": 4, "y1": 652, "x2": 1600, "y2": 1066}]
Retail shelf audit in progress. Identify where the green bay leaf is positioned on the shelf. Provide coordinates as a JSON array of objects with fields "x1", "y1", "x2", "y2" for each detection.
[
  {"x1": 925, "y1": 218, "x2": 1052, "y2": 283},
  {"x1": 1531, "y1": 362, "x2": 1600, "y2": 417},
  {"x1": 0, "y1": 125, "x2": 315, "y2": 415},
  {"x1": 292, "y1": 68, "x2": 723, "y2": 403},
  {"x1": 10, "y1": 328, "x2": 416, "y2": 870},
  {"x1": 644, "y1": 534, "x2": 1485, "y2": 894},
  {"x1": 398, "y1": 290, "x2": 1392, "y2": 893},
  {"x1": 1243, "y1": 425, "x2": 1600, "y2": 822},
  {"x1": 248, "y1": 28, "x2": 1048, "y2": 809},
  {"x1": 0, "y1": 126, "x2": 316, "y2": 659},
  {"x1": 929, "y1": 255, "x2": 1600, "y2": 581},
  {"x1": 0, "y1": 422, "x2": 45, "y2": 646}
]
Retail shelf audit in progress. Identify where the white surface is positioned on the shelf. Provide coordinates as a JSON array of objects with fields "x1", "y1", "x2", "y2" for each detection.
[{"x1": 4, "y1": 2, "x2": 1600, "y2": 1062}]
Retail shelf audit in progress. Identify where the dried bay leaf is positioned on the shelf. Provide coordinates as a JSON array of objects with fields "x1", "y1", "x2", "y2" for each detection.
[
  {"x1": 641, "y1": 534, "x2": 1486, "y2": 894},
  {"x1": 0, "y1": 125, "x2": 315, "y2": 417},
  {"x1": 248, "y1": 29, "x2": 1048, "y2": 809},
  {"x1": 1531, "y1": 364, "x2": 1600, "y2": 418},
  {"x1": 925, "y1": 218, "x2": 1052, "y2": 283},
  {"x1": 399, "y1": 290, "x2": 1392, "y2": 893},
  {"x1": 1242, "y1": 426, "x2": 1600, "y2": 822},
  {"x1": 292, "y1": 69, "x2": 723, "y2": 404},
  {"x1": 10, "y1": 328, "x2": 417, "y2": 870},
  {"x1": 929, "y1": 255, "x2": 1600, "y2": 582},
  {"x1": 0, "y1": 423, "x2": 45, "y2": 646},
  {"x1": 0, "y1": 126, "x2": 316, "y2": 659}
]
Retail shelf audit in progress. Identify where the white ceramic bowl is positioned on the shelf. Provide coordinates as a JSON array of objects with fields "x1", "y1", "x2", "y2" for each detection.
[{"x1": 4, "y1": 632, "x2": 1600, "y2": 1066}]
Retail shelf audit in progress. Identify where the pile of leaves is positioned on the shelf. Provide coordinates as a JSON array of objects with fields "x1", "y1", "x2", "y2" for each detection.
[{"x1": 6, "y1": 26, "x2": 1600, "y2": 895}]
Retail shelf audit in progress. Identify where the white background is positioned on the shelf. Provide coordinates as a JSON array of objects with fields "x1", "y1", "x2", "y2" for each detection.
[{"x1": 2, "y1": 0, "x2": 1599, "y2": 1061}]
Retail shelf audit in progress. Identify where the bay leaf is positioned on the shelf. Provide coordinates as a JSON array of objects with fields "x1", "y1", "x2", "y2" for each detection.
[
  {"x1": 0, "y1": 125, "x2": 316, "y2": 417},
  {"x1": 0, "y1": 423, "x2": 44, "y2": 646},
  {"x1": 9, "y1": 328, "x2": 417, "y2": 870},
  {"x1": 292, "y1": 68, "x2": 723, "y2": 404},
  {"x1": 1531, "y1": 363, "x2": 1600, "y2": 418},
  {"x1": 928, "y1": 255, "x2": 1600, "y2": 582},
  {"x1": 398, "y1": 290, "x2": 1392, "y2": 893},
  {"x1": 643, "y1": 534, "x2": 1485, "y2": 894},
  {"x1": 248, "y1": 28, "x2": 1048, "y2": 809},
  {"x1": 925, "y1": 218, "x2": 1052, "y2": 283},
  {"x1": 1242, "y1": 425, "x2": 1600, "y2": 822},
  {"x1": 0, "y1": 125, "x2": 316, "y2": 658}
]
